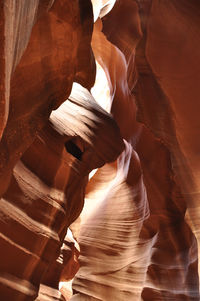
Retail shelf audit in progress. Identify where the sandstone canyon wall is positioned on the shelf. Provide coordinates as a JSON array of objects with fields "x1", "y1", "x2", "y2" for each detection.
[{"x1": 0, "y1": 0, "x2": 200, "y2": 301}]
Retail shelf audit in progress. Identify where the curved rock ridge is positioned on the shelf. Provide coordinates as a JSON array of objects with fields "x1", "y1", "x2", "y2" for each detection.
[
  {"x1": 0, "y1": 77, "x2": 124, "y2": 299},
  {"x1": 0, "y1": 0, "x2": 200, "y2": 300},
  {"x1": 72, "y1": 141, "x2": 150, "y2": 301},
  {"x1": 0, "y1": 0, "x2": 95, "y2": 197},
  {"x1": 38, "y1": 229, "x2": 79, "y2": 301},
  {"x1": 71, "y1": 1, "x2": 200, "y2": 300},
  {"x1": 137, "y1": 0, "x2": 200, "y2": 242},
  {"x1": 134, "y1": 0, "x2": 200, "y2": 298}
]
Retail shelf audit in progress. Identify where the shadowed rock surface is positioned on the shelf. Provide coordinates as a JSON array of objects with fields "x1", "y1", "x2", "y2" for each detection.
[{"x1": 0, "y1": 0, "x2": 200, "y2": 300}]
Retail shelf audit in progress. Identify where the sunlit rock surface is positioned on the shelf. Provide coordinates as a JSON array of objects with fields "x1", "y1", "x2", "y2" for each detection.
[
  {"x1": 72, "y1": 1, "x2": 200, "y2": 300},
  {"x1": 0, "y1": 0, "x2": 95, "y2": 196},
  {"x1": 72, "y1": 141, "x2": 150, "y2": 301},
  {"x1": 0, "y1": 80, "x2": 123, "y2": 300},
  {"x1": 0, "y1": 0, "x2": 200, "y2": 300}
]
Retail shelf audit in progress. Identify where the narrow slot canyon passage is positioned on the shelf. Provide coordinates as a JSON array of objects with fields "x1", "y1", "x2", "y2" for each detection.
[{"x1": 0, "y1": 1, "x2": 200, "y2": 300}]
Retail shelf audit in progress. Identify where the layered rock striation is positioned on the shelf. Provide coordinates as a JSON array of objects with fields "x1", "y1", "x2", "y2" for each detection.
[{"x1": 0, "y1": 1, "x2": 200, "y2": 301}]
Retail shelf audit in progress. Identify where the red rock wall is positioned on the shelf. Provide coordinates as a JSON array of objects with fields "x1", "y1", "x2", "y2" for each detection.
[
  {"x1": 72, "y1": 1, "x2": 200, "y2": 300},
  {"x1": 0, "y1": 1, "x2": 98, "y2": 299},
  {"x1": 0, "y1": 0, "x2": 200, "y2": 300}
]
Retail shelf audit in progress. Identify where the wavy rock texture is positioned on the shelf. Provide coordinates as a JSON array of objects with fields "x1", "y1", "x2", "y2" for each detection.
[
  {"x1": 0, "y1": 1, "x2": 96, "y2": 299},
  {"x1": 72, "y1": 141, "x2": 150, "y2": 301},
  {"x1": 0, "y1": 81, "x2": 123, "y2": 300},
  {"x1": 136, "y1": 0, "x2": 200, "y2": 247},
  {"x1": 37, "y1": 229, "x2": 79, "y2": 301},
  {"x1": 0, "y1": 1, "x2": 123, "y2": 299},
  {"x1": 135, "y1": 1, "x2": 200, "y2": 299},
  {"x1": 0, "y1": 0, "x2": 95, "y2": 196},
  {"x1": 0, "y1": 0, "x2": 200, "y2": 300},
  {"x1": 72, "y1": 1, "x2": 200, "y2": 300}
]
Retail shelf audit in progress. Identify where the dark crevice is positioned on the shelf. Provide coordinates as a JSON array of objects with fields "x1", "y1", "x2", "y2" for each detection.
[{"x1": 65, "y1": 140, "x2": 83, "y2": 161}]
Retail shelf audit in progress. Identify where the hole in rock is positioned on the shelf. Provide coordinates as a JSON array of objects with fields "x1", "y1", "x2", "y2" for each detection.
[{"x1": 65, "y1": 140, "x2": 83, "y2": 161}]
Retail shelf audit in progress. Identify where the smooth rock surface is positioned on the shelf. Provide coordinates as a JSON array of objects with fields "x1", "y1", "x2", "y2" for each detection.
[
  {"x1": 71, "y1": 1, "x2": 200, "y2": 300},
  {"x1": 0, "y1": 1, "x2": 200, "y2": 300}
]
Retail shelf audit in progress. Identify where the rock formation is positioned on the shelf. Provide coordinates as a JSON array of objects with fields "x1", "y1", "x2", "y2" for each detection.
[
  {"x1": 0, "y1": 0, "x2": 200, "y2": 300},
  {"x1": 71, "y1": 2, "x2": 199, "y2": 299}
]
